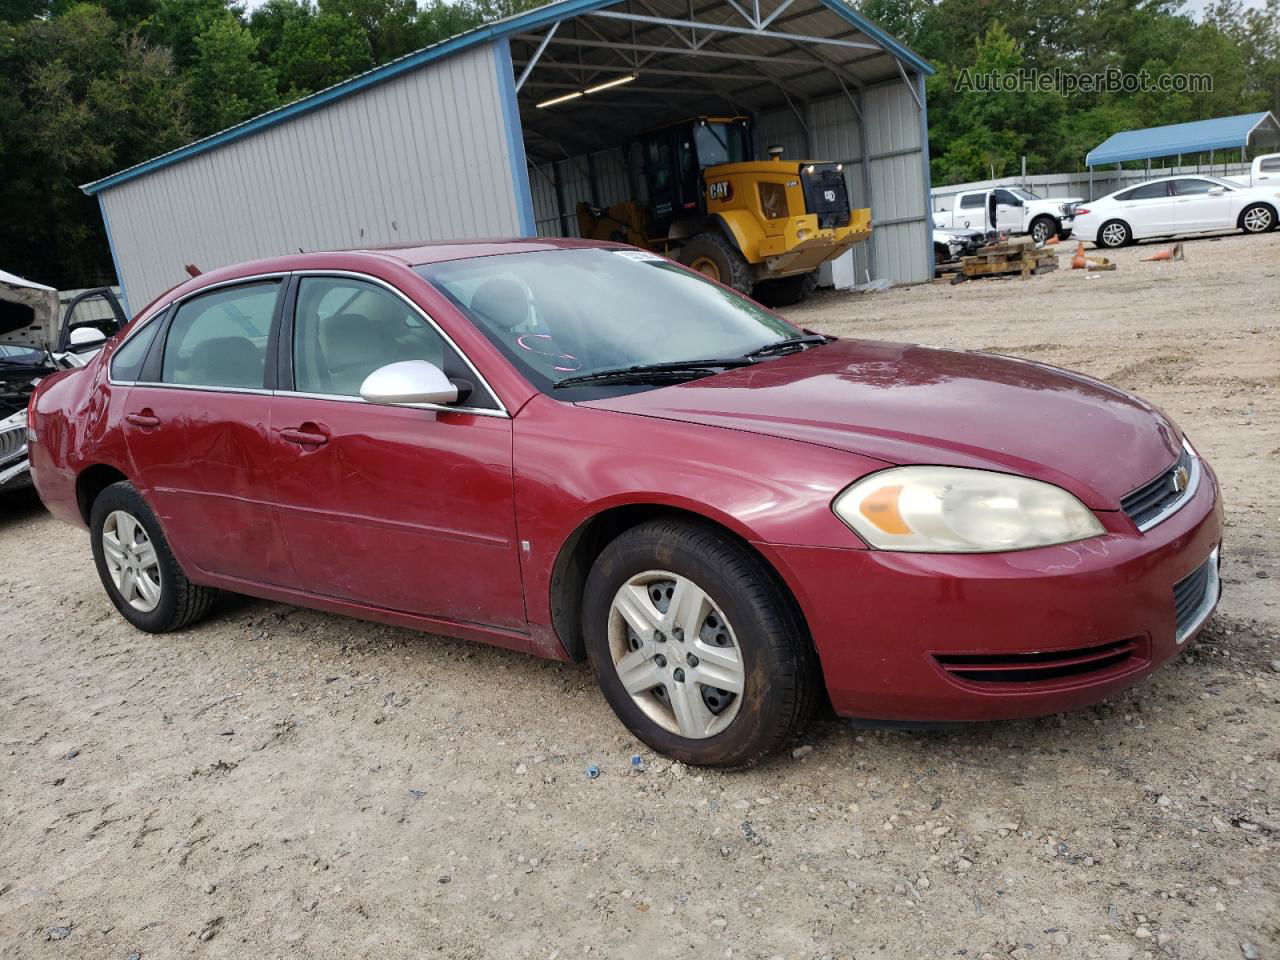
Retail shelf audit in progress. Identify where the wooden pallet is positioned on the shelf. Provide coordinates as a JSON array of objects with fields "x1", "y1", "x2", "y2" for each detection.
[{"x1": 961, "y1": 239, "x2": 1058, "y2": 280}]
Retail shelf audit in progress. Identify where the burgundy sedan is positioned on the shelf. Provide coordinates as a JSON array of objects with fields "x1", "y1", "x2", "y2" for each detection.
[{"x1": 28, "y1": 239, "x2": 1222, "y2": 767}]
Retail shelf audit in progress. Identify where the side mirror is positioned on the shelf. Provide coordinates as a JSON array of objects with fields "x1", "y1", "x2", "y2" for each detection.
[
  {"x1": 1207, "y1": 186, "x2": 1225, "y2": 196},
  {"x1": 360, "y1": 360, "x2": 460, "y2": 406}
]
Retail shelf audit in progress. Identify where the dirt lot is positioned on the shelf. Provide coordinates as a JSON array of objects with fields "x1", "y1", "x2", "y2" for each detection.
[{"x1": 2, "y1": 231, "x2": 1277, "y2": 960}]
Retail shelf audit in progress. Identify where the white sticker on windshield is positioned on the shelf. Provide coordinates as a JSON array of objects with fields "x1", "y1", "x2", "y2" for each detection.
[{"x1": 613, "y1": 249, "x2": 667, "y2": 263}]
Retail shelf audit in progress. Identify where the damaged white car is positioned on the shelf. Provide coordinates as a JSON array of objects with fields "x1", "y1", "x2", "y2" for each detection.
[{"x1": 1, "y1": 270, "x2": 126, "y2": 494}]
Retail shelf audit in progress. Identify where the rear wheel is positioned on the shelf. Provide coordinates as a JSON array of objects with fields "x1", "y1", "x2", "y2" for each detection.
[
  {"x1": 678, "y1": 230, "x2": 753, "y2": 295},
  {"x1": 753, "y1": 272, "x2": 817, "y2": 307},
  {"x1": 583, "y1": 520, "x2": 818, "y2": 768},
  {"x1": 89, "y1": 481, "x2": 217, "y2": 632},
  {"x1": 1098, "y1": 219, "x2": 1131, "y2": 248},
  {"x1": 1240, "y1": 203, "x2": 1276, "y2": 234}
]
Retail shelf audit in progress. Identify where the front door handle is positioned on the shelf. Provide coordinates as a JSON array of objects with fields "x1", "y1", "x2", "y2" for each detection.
[
  {"x1": 279, "y1": 426, "x2": 329, "y2": 446},
  {"x1": 125, "y1": 411, "x2": 160, "y2": 428}
]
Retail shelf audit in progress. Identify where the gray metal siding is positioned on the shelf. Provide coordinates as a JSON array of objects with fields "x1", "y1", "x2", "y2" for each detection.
[
  {"x1": 100, "y1": 42, "x2": 521, "y2": 308},
  {"x1": 757, "y1": 77, "x2": 931, "y2": 286}
]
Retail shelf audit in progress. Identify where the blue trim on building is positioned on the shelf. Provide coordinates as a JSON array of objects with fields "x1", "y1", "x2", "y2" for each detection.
[
  {"x1": 97, "y1": 196, "x2": 132, "y2": 318},
  {"x1": 916, "y1": 72, "x2": 933, "y2": 281},
  {"x1": 81, "y1": 0, "x2": 933, "y2": 197},
  {"x1": 494, "y1": 39, "x2": 537, "y2": 237}
]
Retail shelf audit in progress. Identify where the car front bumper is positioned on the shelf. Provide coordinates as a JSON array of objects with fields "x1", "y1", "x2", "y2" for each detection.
[
  {"x1": 1, "y1": 456, "x2": 32, "y2": 491},
  {"x1": 758, "y1": 463, "x2": 1223, "y2": 722}
]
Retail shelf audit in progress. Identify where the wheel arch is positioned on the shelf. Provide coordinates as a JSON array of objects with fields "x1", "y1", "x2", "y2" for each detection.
[
  {"x1": 548, "y1": 502, "x2": 816, "y2": 667},
  {"x1": 1238, "y1": 201, "x2": 1277, "y2": 230},
  {"x1": 75, "y1": 463, "x2": 130, "y2": 524}
]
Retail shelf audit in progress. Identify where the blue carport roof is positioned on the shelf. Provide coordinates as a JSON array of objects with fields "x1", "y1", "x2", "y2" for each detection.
[{"x1": 1086, "y1": 112, "x2": 1280, "y2": 166}]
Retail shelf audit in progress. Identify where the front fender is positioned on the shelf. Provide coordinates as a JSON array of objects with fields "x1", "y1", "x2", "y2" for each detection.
[{"x1": 512, "y1": 394, "x2": 880, "y2": 655}]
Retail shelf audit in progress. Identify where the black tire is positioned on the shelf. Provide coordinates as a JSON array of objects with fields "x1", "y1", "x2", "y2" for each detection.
[
  {"x1": 752, "y1": 272, "x2": 818, "y2": 307},
  {"x1": 89, "y1": 480, "x2": 217, "y2": 632},
  {"x1": 677, "y1": 230, "x2": 753, "y2": 295},
  {"x1": 582, "y1": 520, "x2": 818, "y2": 768},
  {"x1": 1029, "y1": 216, "x2": 1057, "y2": 244},
  {"x1": 1097, "y1": 219, "x2": 1131, "y2": 248},
  {"x1": 1239, "y1": 202, "x2": 1276, "y2": 234}
]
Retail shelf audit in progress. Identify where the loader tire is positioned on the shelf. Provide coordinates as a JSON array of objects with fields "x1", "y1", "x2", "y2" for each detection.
[
  {"x1": 679, "y1": 230, "x2": 753, "y2": 295},
  {"x1": 753, "y1": 272, "x2": 817, "y2": 307}
]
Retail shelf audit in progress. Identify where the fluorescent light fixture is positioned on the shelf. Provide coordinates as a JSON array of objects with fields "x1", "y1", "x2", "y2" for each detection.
[
  {"x1": 583, "y1": 74, "x2": 637, "y2": 95},
  {"x1": 536, "y1": 91, "x2": 584, "y2": 109}
]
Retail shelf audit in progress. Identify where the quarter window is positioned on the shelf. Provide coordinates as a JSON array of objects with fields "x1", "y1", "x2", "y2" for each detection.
[
  {"x1": 161, "y1": 282, "x2": 278, "y2": 389},
  {"x1": 109, "y1": 313, "x2": 163, "y2": 382},
  {"x1": 291, "y1": 276, "x2": 493, "y2": 407}
]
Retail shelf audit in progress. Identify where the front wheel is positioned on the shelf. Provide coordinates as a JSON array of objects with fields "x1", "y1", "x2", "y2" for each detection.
[
  {"x1": 1240, "y1": 203, "x2": 1276, "y2": 234},
  {"x1": 1097, "y1": 219, "x2": 1131, "y2": 248},
  {"x1": 89, "y1": 480, "x2": 218, "y2": 632},
  {"x1": 677, "y1": 230, "x2": 753, "y2": 295},
  {"x1": 582, "y1": 520, "x2": 818, "y2": 768},
  {"x1": 752, "y1": 272, "x2": 817, "y2": 307},
  {"x1": 1029, "y1": 216, "x2": 1057, "y2": 244}
]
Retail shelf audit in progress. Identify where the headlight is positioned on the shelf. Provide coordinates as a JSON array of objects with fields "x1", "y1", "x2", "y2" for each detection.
[{"x1": 832, "y1": 466, "x2": 1104, "y2": 552}]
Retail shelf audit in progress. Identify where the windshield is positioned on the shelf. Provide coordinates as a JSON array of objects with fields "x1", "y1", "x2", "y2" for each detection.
[
  {"x1": 417, "y1": 248, "x2": 798, "y2": 394},
  {"x1": 1011, "y1": 188, "x2": 1041, "y2": 201},
  {"x1": 693, "y1": 122, "x2": 750, "y2": 167}
]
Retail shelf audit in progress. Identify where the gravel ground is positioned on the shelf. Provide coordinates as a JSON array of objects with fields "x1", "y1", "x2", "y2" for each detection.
[{"x1": 1, "y1": 230, "x2": 1277, "y2": 960}]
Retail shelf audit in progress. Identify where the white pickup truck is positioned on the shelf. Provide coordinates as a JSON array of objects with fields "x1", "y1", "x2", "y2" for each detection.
[
  {"x1": 932, "y1": 187, "x2": 1083, "y2": 244},
  {"x1": 1226, "y1": 152, "x2": 1280, "y2": 187}
]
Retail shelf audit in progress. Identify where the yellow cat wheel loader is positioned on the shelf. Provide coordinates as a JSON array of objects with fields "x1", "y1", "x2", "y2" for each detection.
[{"x1": 576, "y1": 117, "x2": 872, "y2": 305}]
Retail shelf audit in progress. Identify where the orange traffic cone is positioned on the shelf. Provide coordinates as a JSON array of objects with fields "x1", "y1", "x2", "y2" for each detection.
[
  {"x1": 1046, "y1": 233, "x2": 1060, "y2": 244},
  {"x1": 1071, "y1": 242, "x2": 1087, "y2": 269},
  {"x1": 1142, "y1": 242, "x2": 1184, "y2": 262}
]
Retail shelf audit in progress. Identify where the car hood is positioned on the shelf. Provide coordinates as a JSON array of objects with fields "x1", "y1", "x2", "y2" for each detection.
[
  {"x1": 1, "y1": 269, "x2": 59, "y2": 351},
  {"x1": 580, "y1": 339, "x2": 1181, "y2": 509}
]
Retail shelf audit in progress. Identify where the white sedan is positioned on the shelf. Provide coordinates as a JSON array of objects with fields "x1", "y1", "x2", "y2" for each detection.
[{"x1": 1073, "y1": 175, "x2": 1280, "y2": 248}]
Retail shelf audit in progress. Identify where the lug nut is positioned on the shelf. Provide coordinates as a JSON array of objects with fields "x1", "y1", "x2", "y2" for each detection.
[
  {"x1": 654, "y1": 654, "x2": 667, "y2": 668},
  {"x1": 686, "y1": 653, "x2": 699, "y2": 667},
  {"x1": 672, "y1": 627, "x2": 684, "y2": 642},
  {"x1": 673, "y1": 668, "x2": 685, "y2": 683},
  {"x1": 654, "y1": 630, "x2": 666, "y2": 643}
]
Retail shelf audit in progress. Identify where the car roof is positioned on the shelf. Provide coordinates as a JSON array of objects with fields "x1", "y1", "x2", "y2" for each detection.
[{"x1": 131, "y1": 237, "x2": 626, "y2": 320}]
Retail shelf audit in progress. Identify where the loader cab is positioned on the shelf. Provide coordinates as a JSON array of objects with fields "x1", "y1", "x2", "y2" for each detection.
[{"x1": 631, "y1": 117, "x2": 752, "y2": 234}]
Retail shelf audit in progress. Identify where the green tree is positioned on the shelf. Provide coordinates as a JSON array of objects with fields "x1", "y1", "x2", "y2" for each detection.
[
  {"x1": 274, "y1": 10, "x2": 372, "y2": 95},
  {"x1": 186, "y1": 12, "x2": 279, "y2": 134},
  {"x1": 0, "y1": 3, "x2": 189, "y2": 286}
]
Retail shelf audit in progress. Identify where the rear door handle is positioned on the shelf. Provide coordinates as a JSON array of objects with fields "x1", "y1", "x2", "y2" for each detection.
[
  {"x1": 125, "y1": 411, "x2": 160, "y2": 428},
  {"x1": 279, "y1": 427, "x2": 329, "y2": 446}
]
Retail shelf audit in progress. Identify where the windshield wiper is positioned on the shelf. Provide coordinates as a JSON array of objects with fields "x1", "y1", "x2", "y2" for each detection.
[
  {"x1": 554, "y1": 358, "x2": 754, "y2": 389},
  {"x1": 742, "y1": 334, "x2": 831, "y2": 359}
]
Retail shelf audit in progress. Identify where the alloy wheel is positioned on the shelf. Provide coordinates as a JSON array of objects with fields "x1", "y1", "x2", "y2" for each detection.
[
  {"x1": 1101, "y1": 222, "x2": 1127, "y2": 247},
  {"x1": 1243, "y1": 206, "x2": 1273, "y2": 233},
  {"x1": 1032, "y1": 220, "x2": 1051, "y2": 244},
  {"x1": 608, "y1": 570, "x2": 744, "y2": 739},
  {"x1": 101, "y1": 509, "x2": 162, "y2": 612}
]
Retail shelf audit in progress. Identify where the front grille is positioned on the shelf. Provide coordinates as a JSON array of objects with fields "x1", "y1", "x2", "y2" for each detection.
[
  {"x1": 934, "y1": 638, "x2": 1141, "y2": 685},
  {"x1": 1121, "y1": 444, "x2": 1196, "y2": 530},
  {"x1": 0, "y1": 424, "x2": 26, "y2": 465},
  {"x1": 800, "y1": 165, "x2": 852, "y2": 230},
  {"x1": 1173, "y1": 550, "x2": 1218, "y2": 643}
]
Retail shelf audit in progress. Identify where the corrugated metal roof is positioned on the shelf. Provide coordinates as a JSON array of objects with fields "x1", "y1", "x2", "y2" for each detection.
[
  {"x1": 83, "y1": 0, "x2": 930, "y2": 193},
  {"x1": 1086, "y1": 112, "x2": 1280, "y2": 166}
]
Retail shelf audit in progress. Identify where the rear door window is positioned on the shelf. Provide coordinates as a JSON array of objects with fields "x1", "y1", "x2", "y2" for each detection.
[
  {"x1": 1116, "y1": 182, "x2": 1170, "y2": 201},
  {"x1": 959, "y1": 193, "x2": 984, "y2": 209},
  {"x1": 160, "y1": 281, "x2": 279, "y2": 389}
]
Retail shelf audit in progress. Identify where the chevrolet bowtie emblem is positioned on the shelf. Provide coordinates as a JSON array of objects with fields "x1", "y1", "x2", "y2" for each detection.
[{"x1": 1172, "y1": 466, "x2": 1189, "y2": 493}]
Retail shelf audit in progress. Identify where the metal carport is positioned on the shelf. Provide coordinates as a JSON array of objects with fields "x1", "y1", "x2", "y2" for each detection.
[{"x1": 83, "y1": 0, "x2": 934, "y2": 312}]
